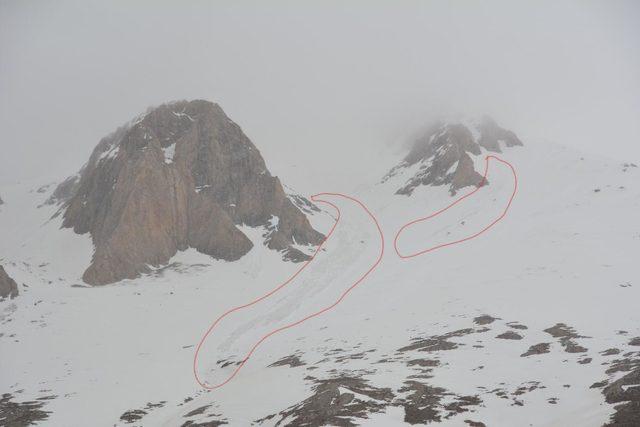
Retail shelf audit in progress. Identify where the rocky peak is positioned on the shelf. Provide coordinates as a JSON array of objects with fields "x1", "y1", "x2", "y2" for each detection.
[
  {"x1": 0, "y1": 265, "x2": 18, "y2": 299},
  {"x1": 476, "y1": 116, "x2": 523, "y2": 152},
  {"x1": 383, "y1": 117, "x2": 522, "y2": 195},
  {"x1": 54, "y1": 99, "x2": 324, "y2": 285}
]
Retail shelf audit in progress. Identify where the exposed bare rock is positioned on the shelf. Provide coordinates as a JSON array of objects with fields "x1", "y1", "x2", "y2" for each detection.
[
  {"x1": 181, "y1": 418, "x2": 228, "y2": 427},
  {"x1": 183, "y1": 405, "x2": 211, "y2": 417},
  {"x1": 476, "y1": 116, "x2": 523, "y2": 152},
  {"x1": 54, "y1": 100, "x2": 324, "y2": 285},
  {"x1": 45, "y1": 173, "x2": 81, "y2": 208},
  {"x1": 603, "y1": 367, "x2": 640, "y2": 426},
  {"x1": 399, "y1": 380, "x2": 481, "y2": 424},
  {"x1": 407, "y1": 359, "x2": 440, "y2": 368},
  {"x1": 256, "y1": 376, "x2": 394, "y2": 426},
  {"x1": 512, "y1": 381, "x2": 545, "y2": 396},
  {"x1": 382, "y1": 117, "x2": 522, "y2": 196},
  {"x1": 543, "y1": 323, "x2": 588, "y2": 353},
  {"x1": 605, "y1": 355, "x2": 640, "y2": 376},
  {"x1": 269, "y1": 354, "x2": 306, "y2": 368},
  {"x1": 119, "y1": 401, "x2": 166, "y2": 424},
  {"x1": 520, "y1": 343, "x2": 551, "y2": 357},
  {"x1": 180, "y1": 404, "x2": 228, "y2": 427},
  {"x1": 387, "y1": 123, "x2": 484, "y2": 196},
  {"x1": 287, "y1": 192, "x2": 321, "y2": 214},
  {"x1": 397, "y1": 329, "x2": 475, "y2": 353},
  {"x1": 473, "y1": 314, "x2": 498, "y2": 325},
  {"x1": 496, "y1": 331, "x2": 523, "y2": 340},
  {"x1": 507, "y1": 322, "x2": 528, "y2": 330},
  {"x1": 0, "y1": 393, "x2": 54, "y2": 426},
  {"x1": 0, "y1": 265, "x2": 19, "y2": 299}
]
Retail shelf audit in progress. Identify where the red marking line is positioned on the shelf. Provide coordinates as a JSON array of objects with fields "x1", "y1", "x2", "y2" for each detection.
[
  {"x1": 193, "y1": 192, "x2": 384, "y2": 390},
  {"x1": 394, "y1": 155, "x2": 518, "y2": 259}
]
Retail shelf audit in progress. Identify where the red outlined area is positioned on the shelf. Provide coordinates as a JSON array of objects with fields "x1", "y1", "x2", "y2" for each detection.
[
  {"x1": 193, "y1": 156, "x2": 517, "y2": 390},
  {"x1": 394, "y1": 155, "x2": 518, "y2": 259},
  {"x1": 193, "y1": 192, "x2": 385, "y2": 390}
]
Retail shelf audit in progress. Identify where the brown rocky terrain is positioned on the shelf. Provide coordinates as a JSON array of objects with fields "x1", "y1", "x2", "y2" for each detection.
[
  {"x1": 0, "y1": 265, "x2": 19, "y2": 299},
  {"x1": 54, "y1": 99, "x2": 324, "y2": 285},
  {"x1": 383, "y1": 117, "x2": 522, "y2": 195}
]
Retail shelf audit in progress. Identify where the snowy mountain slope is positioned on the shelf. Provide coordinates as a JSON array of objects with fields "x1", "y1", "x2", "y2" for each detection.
[{"x1": 1, "y1": 133, "x2": 639, "y2": 426}]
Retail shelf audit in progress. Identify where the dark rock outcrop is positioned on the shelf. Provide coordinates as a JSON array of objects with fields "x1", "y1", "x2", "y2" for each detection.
[
  {"x1": 383, "y1": 117, "x2": 522, "y2": 195},
  {"x1": 520, "y1": 343, "x2": 551, "y2": 357},
  {"x1": 496, "y1": 331, "x2": 523, "y2": 340},
  {"x1": 473, "y1": 314, "x2": 498, "y2": 325},
  {"x1": 255, "y1": 376, "x2": 395, "y2": 427},
  {"x1": 45, "y1": 174, "x2": 81, "y2": 207},
  {"x1": 0, "y1": 265, "x2": 19, "y2": 299},
  {"x1": 0, "y1": 393, "x2": 53, "y2": 426},
  {"x1": 54, "y1": 100, "x2": 323, "y2": 285},
  {"x1": 476, "y1": 117, "x2": 523, "y2": 152},
  {"x1": 603, "y1": 367, "x2": 640, "y2": 426},
  {"x1": 543, "y1": 323, "x2": 588, "y2": 353}
]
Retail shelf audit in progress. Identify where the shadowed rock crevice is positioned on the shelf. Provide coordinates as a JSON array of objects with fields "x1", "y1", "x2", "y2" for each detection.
[{"x1": 55, "y1": 100, "x2": 324, "y2": 285}]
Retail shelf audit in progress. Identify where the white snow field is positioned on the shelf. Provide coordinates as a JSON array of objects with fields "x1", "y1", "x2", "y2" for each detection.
[{"x1": 1, "y1": 139, "x2": 639, "y2": 426}]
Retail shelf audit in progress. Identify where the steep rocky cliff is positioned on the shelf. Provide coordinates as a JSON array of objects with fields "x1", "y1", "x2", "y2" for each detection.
[
  {"x1": 0, "y1": 265, "x2": 18, "y2": 299},
  {"x1": 383, "y1": 117, "x2": 522, "y2": 195},
  {"x1": 55, "y1": 100, "x2": 324, "y2": 285}
]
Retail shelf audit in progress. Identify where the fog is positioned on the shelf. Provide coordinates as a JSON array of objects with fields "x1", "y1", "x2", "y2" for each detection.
[{"x1": 1, "y1": 0, "x2": 639, "y2": 190}]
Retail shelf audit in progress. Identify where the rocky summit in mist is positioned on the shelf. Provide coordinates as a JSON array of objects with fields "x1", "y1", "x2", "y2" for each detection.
[
  {"x1": 383, "y1": 117, "x2": 523, "y2": 195},
  {"x1": 52, "y1": 99, "x2": 324, "y2": 285}
]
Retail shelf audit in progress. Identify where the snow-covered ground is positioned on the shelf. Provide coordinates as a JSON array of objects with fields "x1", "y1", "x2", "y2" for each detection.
[{"x1": 1, "y1": 140, "x2": 639, "y2": 426}]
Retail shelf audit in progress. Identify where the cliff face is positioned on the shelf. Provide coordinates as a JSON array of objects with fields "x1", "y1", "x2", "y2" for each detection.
[
  {"x1": 383, "y1": 117, "x2": 522, "y2": 195},
  {"x1": 57, "y1": 100, "x2": 324, "y2": 285},
  {"x1": 0, "y1": 266, "x2": 18, "y2": 299}
]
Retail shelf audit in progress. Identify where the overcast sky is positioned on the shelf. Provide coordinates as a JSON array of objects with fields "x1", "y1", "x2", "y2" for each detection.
[{"x1": 1, "y1": 0, "x2": 639, "y2": 190}]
